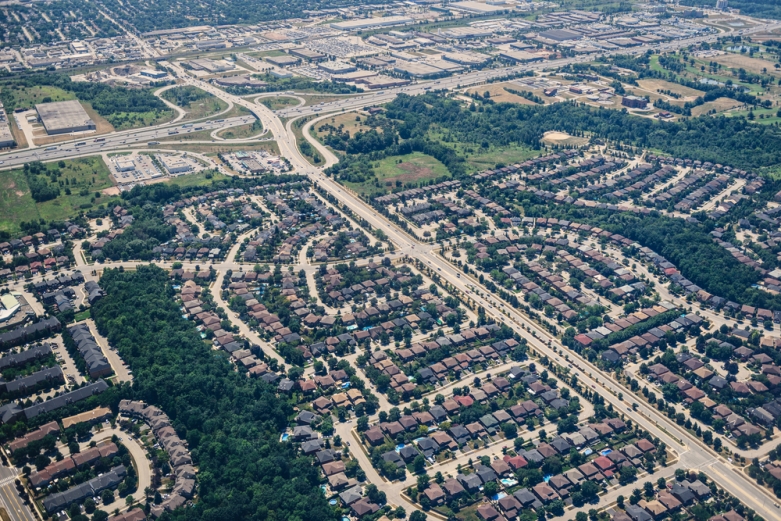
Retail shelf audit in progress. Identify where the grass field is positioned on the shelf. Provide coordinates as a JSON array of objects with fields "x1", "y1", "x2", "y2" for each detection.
[
  {"x1": 343, "y1": 152, "x2": 450, "y2": 197},
  {"x1": 166, "y1": 171, "x2": 229, "y2": 188},
  {"x1": 162, "y1": 87, "x2": 229, "y2": 121},
  {"x1": 0, "y1": 156, "x2": 117, "y2": 236},
  {"x1": 313, "y1": 112, "x2": 376, "y2": 142},
  {"x1": 466, "y1": 83, "x2": 541, "y2": 105},
  {"x1": 1, "y1": 85, "x2": 76, "y2": 109},
  {"x1": 260, "y1": 96, "x2": 301, "y2": 110},
  {"x1": 216, "y1": 119, "x2": 264, "y2": 140},
  {"x1": 711, "y1": 52, "x2": 781, "y2": 76},
  {"x1": 690, "y1": 97, "x2": 743, "y2": 116},
  {"x1": 636, "y1": 78, "x2": 705, "y2": 99}
]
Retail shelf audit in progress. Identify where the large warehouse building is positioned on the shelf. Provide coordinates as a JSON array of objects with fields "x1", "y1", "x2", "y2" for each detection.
[{"x1": 35, "y1": 100, "x2": 95, "y2": 135}]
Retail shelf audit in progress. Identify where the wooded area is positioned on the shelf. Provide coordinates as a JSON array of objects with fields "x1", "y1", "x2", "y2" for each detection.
[{"x1": 92, "y1": 266, "x2": 337, "y2": 521}]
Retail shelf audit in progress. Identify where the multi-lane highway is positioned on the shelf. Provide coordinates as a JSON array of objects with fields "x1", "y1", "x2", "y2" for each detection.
[{"x1": 0, "y1": 115, "x2": 256, "y2": 169}]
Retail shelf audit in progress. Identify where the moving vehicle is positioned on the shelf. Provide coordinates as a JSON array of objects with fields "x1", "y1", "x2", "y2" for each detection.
[
  {"x1": 94, "y1": 137, "x2": 106, "y2": 142},
  {"x1": 75, "y1": 142, "x2": 86, "y2": 146},
  {"x1": 44, "y1": 146, "x2": 56, "y2": 151},
  {"x1": 148, "y1": 141, "x2": 160, "y2": 145}
]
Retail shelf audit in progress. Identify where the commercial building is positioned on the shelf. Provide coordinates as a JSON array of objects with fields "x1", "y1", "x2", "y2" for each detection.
[
  {"x1": 115, "y1": 158, "x2": 136, "y2": 172},
  {"x1": 330, "y1": 16, "x2": 413, "y2": 31},
  {"x1": 35, "y1": 100, "x2": 95, "y2": 135},
  {"x1": 159, "y1": 155, "x2": 193, "y2": 174}
]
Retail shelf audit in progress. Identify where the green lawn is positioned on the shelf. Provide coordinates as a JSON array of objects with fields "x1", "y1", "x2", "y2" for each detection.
[
  {"x1": 74, "y1": 309, "x2": 91, "y2": 322},
  {"x1": 0, "y1": 156, "x2": 118, "y2": 236},
  {"x1": 457, "y1": 143, "x2": 538, "y2": 172},
  {"x1": 166, "y1": 171, "x2": 229, "y2": 188},
  {"x1": 343, "y1": 152, "x2": 450, "y2": 197}
]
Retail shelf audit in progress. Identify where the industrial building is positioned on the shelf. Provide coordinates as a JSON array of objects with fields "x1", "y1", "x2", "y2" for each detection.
[
  {"x1": 35, "y1": 100, "x2": 95, "y2": 136},
  {"x1": 330, "y1": 16, "x2": 413, "y2": 31},
  {"x1": 0, "y1": 108, "x2": 15, "y2": 148},
  {"x1": 266, "y1": 55, "x2": 300, "y2": 67},
  {"x1": 213, "y1": 75, "x2": 268, "y2": 88},
  {"x1": 622, "y1": 95, "x2": 648, "y2": 109},
  {"x1": 318, "y1": 61, "x2": 357, "y2": 75},
  {"x1": 393, "y1": 61, "x2": 444, "y2": 78},
  {"x1": 289, "y1": 48, "x2": 327, "y2": 62},
  {"x1": 140, "y1": 69, "x2": 168, "y2": 79},
  {"x1": 187, "y1": 58, "x2": 234, "y2": 73}
]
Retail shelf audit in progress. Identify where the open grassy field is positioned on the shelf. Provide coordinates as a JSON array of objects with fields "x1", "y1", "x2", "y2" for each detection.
[
  {"x1": 636, "y1": 78, "x2": 705, "y2": 99},
  {"x1": 343, "y1": 152, "x2": 450, "y2": 197},
  {"x1": 711, "y1": 52, "x2": 781, "y2": 76},
  {"x1": 260, "y1": 96, "x2": 301, "y2": 110},
  {"x1": 0, "y1": 85, "x2": 76, "y2": 109},
  {"x1": 165, "y1": 170, "x2": 229, "y2": 188},
  {"x1": 216, "y1": 119, "x2": 264, "y2": 139},
  {"x1": 0, "y1": 156, "x2": 118, "y2": 236},
  {"x1": 313, "y1": 112, "x2": 376, "y2": 141},
  {"x1": 691, "y1": 97, "x2": 743, "y2": 116},
  {"x1": 162, "y1": 87, "x2": 228, "y2": 121},
  {"x1": 466, "y1": 83, "x2": 541, "y2": 105}
]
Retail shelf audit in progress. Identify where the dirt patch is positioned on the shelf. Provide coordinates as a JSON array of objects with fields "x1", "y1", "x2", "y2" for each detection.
[
  {"x1": 398, "y1": 162, "x2": 433, "y2": 177},
  {"x1": 102, "y1": 186, "x2": 120, "y2": 196},
  {"x1": 541, "y1": 130, "x2": 589, "y2": 147}
]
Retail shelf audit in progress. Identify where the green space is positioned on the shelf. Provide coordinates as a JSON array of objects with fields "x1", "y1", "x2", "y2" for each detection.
[
  {"x1": 108, "y1": 109, "x2": 175, "y2": 131},
  {"x1": 260, "y1": 96, "x2": 301, "y2": 110},
  {"x1": 73, "y1": 309, "x2": 91, "y2": 322},
  {"x1": 161, "y1": 86, "x2": 228, "y2": 121},
  {"x1": 344, "y1": 152, "x2": 449, "y2": 198},
  {"x1": 165, "y1": 170, "x2": 229, "y2": 188},
  {"x1": 0, "y1": 85, "x2": 76, "y2": 107},
  {"x1": 0, "y1": 157, "x2": 117, "y2": 237},
  {"x1": 292, "y1": 116, "x2": 322, "y2": 166},
  {"x1": 217, "y1": 119, "x2": 264, "y2": 140},
  {"x1": 446, "y1": 140, "x2": 538, "y2": 173}
]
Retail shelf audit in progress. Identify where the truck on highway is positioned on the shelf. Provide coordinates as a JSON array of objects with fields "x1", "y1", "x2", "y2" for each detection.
[
  {"x1": 168, "y1": 130, "x2": 179, "y2": 135},
  {"x1": 94, "y1": 137, "x2": 105, "y2": 142},
  {"x1": 182, "y1": 124, "x2": 193, "y2": 128},
  {"x1": 75, "y1": 142, "x2": 86, "y2": 146},
  {"x1": 148, "y1": 141, "x2": 160, "y2": 145},
  {"x1": 44, "y1": 146, "x2": 56, "y2": 151},
  {"x1": 195, "y1": 127, "x2": 203, "y2": 130}
]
